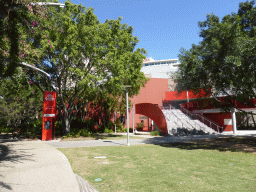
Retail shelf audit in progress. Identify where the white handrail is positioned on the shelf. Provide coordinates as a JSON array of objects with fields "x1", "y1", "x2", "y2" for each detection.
[{"x1": 180, "y1": 104, "x2": 223, "y2": 133}]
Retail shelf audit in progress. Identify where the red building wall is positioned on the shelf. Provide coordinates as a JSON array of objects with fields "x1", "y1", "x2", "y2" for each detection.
[
  {"x1": 128, "y1": 78, "x2": 169, "y2": 130},
  {"x1": 135, "y1": 103, "x2": 168, "y2": 134},
  {"x1": 165, "y1": 89, "x2": 209, "y2": 101},
  {"x1": 203, "y1": 113, "x2": 233, "y2": 132}
]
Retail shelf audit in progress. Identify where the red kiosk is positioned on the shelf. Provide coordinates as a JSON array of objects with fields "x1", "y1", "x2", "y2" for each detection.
[{"x1": 42, "y1": 91, "x2": 57, "y2": 141}]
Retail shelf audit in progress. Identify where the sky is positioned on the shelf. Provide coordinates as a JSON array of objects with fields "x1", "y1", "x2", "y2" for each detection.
[{"x1": 58, "y1": 0, "x2": 245, "y2": 60}]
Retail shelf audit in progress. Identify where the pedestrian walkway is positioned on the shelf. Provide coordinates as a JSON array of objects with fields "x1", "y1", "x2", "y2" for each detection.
[
  {"x1": 0, "y1": 139, "x2": 80, "y2": 192},
  {"x1": 46, "y1": 134, "x2": 235, "y2": 148}
]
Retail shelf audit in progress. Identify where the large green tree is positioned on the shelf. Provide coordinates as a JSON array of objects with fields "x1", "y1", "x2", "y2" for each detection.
[
  {"x1": 0, "y1": 67, "x2": 43, "y2": 130},
  {"x1": 29, "y1": 1, "x2": 147, "y2": 134},
  {"x1": 0, "y1": 0, "x2": 51, "y2": 77},
  {"x1": 177, "y1": 0, "x2": 256, "y2": 108}
]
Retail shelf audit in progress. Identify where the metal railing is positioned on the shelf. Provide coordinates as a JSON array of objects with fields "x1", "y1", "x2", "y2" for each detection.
[
  {"x1": 179, "y1": 104, "x2": 223, "y2": 133},
  {"x1": 161, "y1": 105, "x2": 196, "y2": 130}
]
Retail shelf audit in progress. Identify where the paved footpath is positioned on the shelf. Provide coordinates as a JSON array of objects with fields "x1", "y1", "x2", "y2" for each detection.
[
  {"x1": 0, "y1": 139, "x2": 80, "y2": 192},
  {"x1": 46, "y1": 134, "x2": 234, "y2": 148}
]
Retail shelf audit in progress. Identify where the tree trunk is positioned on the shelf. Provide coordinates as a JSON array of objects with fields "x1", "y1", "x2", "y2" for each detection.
[
  {"x1": 58, "y1": 107, "x2": 71, "y2": 135},
  {"x1": 60, "y1": 113, "x2": 71, "y2": 135}
]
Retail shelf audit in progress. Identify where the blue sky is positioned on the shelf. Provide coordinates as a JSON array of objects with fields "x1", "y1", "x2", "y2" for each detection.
[{"x1": 58, "y1": 0, "x2": 245, "y2": 60}]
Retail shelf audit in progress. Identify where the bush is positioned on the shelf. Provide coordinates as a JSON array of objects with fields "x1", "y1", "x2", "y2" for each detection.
[
  {"x1": 116, "y1": 123, "x2": 124, "y2": 132},
  {"x1": 55, "y1": 120, "x2": 63, "y2": 136},
  {"x1": 0, "y1": 120, "x2": 12, "y2": 133},
  {"x1": 104, "y1": 128, "x2": 113, "y2": 133},
  {"x1": 150, "y1": 131, "x2": 160, "y2": 136},
  {"x1": 26, "y1": 119, "x2": 42, "y2": 135},
  {"x1": 121, "y1": 127, "x2": 133, "y2": 133},
  {"x1": 136, "y1": 123, "x2": 144, "y2": 131},
  {"x1": 80, "y1": 129, "x2": 92, "y2": 137},
  {"x1": 105, "y1": 121, "x2": 114, "y2": 130}
]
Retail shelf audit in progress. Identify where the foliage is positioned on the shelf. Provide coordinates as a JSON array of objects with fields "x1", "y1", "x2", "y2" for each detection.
[
  {"x1": 24, "y1": 118, "x2": 42, "y2": 135},
  {"x1": 54, "y1": 120, "x2": 63, "y2": 136},
  {"x1": 0, "y1": 119, "x2": 12, "y2": 133},
  {"x1": 121, "y1": 127, "x2": 133, "y2": 133},
  {"x1": 25, "y1": 1, "x2": 148, "y2": 135},
  {"x1": 176, "y1": 0, "x2": 256, "y2": 108},
  {"x1": 104, "y1": 128, "x2": 113, "y2": 133},
  {"x1": 150, "y1": 131, "x2": 160, "y2": 136},
  {"x1": 62, "y1": 128, "x2": 93, "y2": 138},
  {"x1": 116, "y1": 123, "x2": 124, "y2": 132},
  {"x1": 0, "y1": 67, "x2": 43, "y2": 131},
  {"x1": 136, "y1": 122, "x2": 144, "y2": 131},
  {"x1": 0, "y1": 0, "x2": 53, "y2": 77}
]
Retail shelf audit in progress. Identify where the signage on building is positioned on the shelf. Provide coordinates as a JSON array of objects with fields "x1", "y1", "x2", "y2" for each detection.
[{"x1": 139, "y1": 116, "x2": 148, "y2": 120}]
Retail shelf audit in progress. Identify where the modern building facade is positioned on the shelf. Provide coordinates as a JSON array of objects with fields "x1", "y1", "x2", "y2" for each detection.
[
  {"x1": 127, "y1": 58, "x2": 256, "y2": 135},
  {"x1": 127, "y1": 58, "x2": 181, "y2": 132}
]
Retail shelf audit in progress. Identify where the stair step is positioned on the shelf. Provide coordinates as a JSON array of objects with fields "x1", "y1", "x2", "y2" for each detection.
[{"x1": 162, "y1": 108, "x2": 218, "y2": 135}]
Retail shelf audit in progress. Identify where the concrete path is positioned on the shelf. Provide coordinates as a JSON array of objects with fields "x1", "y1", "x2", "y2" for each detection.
[
  {"x1": 0, "y1": 139, "x2": 80, "y2": 192},
  {"x1": 46, "y1": 134, "x2": 235, "y2": 148}
]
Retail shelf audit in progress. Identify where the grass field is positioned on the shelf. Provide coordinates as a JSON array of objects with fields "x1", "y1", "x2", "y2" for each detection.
[{"x1": 59, "y1": 137, "x2": 256, "y2": 192}]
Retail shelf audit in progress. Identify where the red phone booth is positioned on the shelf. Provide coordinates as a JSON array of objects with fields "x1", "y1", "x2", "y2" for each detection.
[{"x1": 42, "y1": 91, "x2": 57, "y2": 141}]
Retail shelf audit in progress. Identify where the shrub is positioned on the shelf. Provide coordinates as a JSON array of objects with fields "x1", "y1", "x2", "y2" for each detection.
[
  {"x1": 26, "y1": 119, "x2": 42, "y2": 135},
  {"x1": 55, "y1": 120, "x2": 63, "y2": 136},
  {"x1": 136, "y1": 122, "x2": 144, "y2": 131},
  {"x1": 116, "y1": 123, "x2": 123, "y2": 132},
  {"x1": 105, "y1": 121, "x2": 114, "y2": 130},
  {"x1": 121, "y1": 127, "x2": 133, "y2": 133},
  {"x1": 80, "y1": 129, "x2": 92, "y2": 137},
  {"x1": 104, "y1": 128, "x2": 113, "y2": 133},
  {"x1": 121, "y1": 128, "x2": 127, "y2": 132},
  {"x1": 150, "y1": 131, "x2": 160, "y2": 136},
  {"x1": 0, "y1": 120, "x2": 12, "y2": 133}
]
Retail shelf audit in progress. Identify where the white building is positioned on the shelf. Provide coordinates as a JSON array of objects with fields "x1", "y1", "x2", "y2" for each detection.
[{"x1": 142, "y1": 57, "x2": 180, "y2": 79}]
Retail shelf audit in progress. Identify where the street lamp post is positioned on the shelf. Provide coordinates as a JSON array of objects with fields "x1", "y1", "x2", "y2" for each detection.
[{"x1": 122, "y1": 85, "x2": 132, "y2": 146}]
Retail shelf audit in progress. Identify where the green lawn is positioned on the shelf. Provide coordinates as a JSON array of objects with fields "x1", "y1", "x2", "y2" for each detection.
[{"x1": 58, "y1": 137, "x2": 256, "y2": 192}]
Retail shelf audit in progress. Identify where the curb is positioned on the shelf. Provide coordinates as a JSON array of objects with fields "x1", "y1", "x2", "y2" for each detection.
[{"x1": 75, "y1": 174, "x2": 99, "y2": 192}]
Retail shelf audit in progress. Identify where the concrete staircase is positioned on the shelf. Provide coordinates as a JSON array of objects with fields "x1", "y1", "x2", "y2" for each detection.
[{"x1": 162, "y1": 109, "x2": 217, "y2": 135}]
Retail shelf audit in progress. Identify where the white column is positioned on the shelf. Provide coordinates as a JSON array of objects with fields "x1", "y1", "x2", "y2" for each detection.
[
  {"x1": 115, "y1": 111, "x2": 116, "y2": 134},
  {"x1": 132, "y1": 105, "x2": 134, "y2": 134},
  {"x1": 187, "y1": 90, "x2": 189, "y2": 103},
  {"x1": 231, "y1": 108, "x2": 237, "y2": 135},
  {"x1": 126, "y1": 88, "x2": 130, "y2": 146}
]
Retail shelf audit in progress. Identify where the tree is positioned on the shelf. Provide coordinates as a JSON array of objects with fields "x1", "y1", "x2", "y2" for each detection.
[
  {"x1": 0, "y1": 67, "x2": 43, "y2": 131},
  {"x1": 29, "y1": 1, "x2": 148, "y2": 134},
  {"x1": 176, "y1": 0, "x2": 256, "y2": 108},
  {"x1": 0, "y1": 0, "x2": 50, "y2": 77}
]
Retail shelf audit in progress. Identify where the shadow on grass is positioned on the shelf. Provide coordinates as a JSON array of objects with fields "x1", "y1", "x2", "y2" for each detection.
[
  {"x1": 156, "y1": 136, "x2": 256, "y2": 154},
  {"x1": 0, "y1": 134, "x2": 36, "y2": 190}
]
